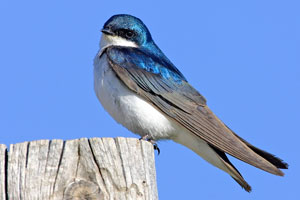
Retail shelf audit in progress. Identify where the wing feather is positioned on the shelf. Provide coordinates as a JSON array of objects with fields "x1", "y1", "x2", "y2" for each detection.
[{"x1": 106, "y1": 46, "x2": 284, "y2": 176}]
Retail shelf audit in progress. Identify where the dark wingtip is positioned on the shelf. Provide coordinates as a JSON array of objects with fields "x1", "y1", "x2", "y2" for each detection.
[
  {"x1": 279, "y1": 161, "x2": 289, "y2": 169},
  {"x1": 232, "y1": 177, "x2": 252, "y2": 192},
  {"x1": 237, "y1": 178, "x2": 252, "y2": 192},
  {"x1": 244, "y1": 184, "x2": 252, "y2": 193},
  {"x1": 248, "y1": 146, "x2": 289, "y2": 170},
  {"x1": 226, "y1": 125, "x2": 289, "y2": 170}
]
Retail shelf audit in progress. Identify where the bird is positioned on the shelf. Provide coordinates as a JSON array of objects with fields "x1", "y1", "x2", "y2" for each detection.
[{"x1": 94, "y1": 14, "x2": 288, "y2": 192}]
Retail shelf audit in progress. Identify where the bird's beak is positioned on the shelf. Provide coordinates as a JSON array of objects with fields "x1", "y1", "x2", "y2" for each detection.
[{"x1": 101, "y1": 28, "x2": 114, "y2": 36}]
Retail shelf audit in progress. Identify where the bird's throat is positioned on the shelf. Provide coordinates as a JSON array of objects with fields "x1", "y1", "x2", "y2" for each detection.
[{"x1": 99, "y1": 34, "x2": 138, "y2": 56}]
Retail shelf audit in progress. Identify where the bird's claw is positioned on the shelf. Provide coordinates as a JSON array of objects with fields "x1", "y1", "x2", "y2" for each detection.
[
  {"x1": 153, "y1": 143, "x2": 160, "y2": 155},
  {"x1": 139, "y1": 135, "x2": 160, "y2": 155}
]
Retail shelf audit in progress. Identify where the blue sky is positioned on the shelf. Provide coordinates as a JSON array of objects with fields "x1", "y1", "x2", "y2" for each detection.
[{"x1": 0, "y1": 1, "x2": 299, "y2": 199}]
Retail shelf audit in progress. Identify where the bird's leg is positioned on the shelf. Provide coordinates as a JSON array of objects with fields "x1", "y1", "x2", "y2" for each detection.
[
  {"x1": 139, "y1": 134, "x2": 160, "y2": 155},
  {"x1": 139, "y1": 134, "x2": 152, "y2": 141}
]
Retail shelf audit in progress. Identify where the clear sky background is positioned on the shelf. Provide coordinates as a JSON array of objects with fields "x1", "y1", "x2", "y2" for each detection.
[{"x1": 0, "y1": 1, "x2": 299, "y2": 199}]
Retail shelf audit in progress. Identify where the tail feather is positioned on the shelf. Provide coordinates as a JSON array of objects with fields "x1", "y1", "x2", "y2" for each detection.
[
  {"x1": 245, "y1": 143, "x2": 288, "y2": 169},
  {"x1": 226, "y1": 126, "x2": 288, "y2": 170},
  {"x1": 174, "y1": 131, "x2": 252, "y2": 191},
  {"x1": 210, "y1": 145, "x2": 252, "y2": 192}
]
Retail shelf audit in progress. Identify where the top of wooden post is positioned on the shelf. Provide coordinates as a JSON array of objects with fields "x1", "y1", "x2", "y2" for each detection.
[{"x1": 0, "y1": 137, "x2": 158, "y2": 200}]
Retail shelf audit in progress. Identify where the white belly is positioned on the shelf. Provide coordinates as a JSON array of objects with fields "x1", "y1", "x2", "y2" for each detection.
[
  {"x1": 93, "y1": 33, "x2": 237, "y2": 178},
  {"x1": 93, "y1": 50, "x2": 232, "y2": 176},
  {"x1": 93, "y1": 53, "x2": 180, "y2": 140}
]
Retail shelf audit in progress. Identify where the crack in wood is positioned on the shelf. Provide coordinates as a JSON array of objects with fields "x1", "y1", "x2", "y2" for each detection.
[
  {"x1": 113, "y1": 138, "x2": 128, "y2": 190},
  {"x1": 88, "y1": 138, "x2": 108, "y2": 194},
  {"x1": 25, "y1": 142, "x2": 30, "y2": 169},
  {"x1": 52, "y1": 140, "x2": 66, "y2": 194},
  {"x1": 5, "y1": 148, "x2": 8, "y2": 200}
]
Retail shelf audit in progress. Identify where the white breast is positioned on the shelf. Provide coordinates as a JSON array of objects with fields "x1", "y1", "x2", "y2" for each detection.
[
  {"x1": 93, "y1": 34, "x2": 237, "y2": 178},
  {"x1": 93, "y1": 52, "x2": 180, "y2": 140},
  {"x1": 93, "y1": 54, "x2": 231, "y2": 175}
]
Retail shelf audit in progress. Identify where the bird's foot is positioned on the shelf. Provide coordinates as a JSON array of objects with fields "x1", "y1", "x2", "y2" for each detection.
[
  {"x1": 152, "y1": 143, "x2": 160, "y2": 155},
  {"x1": 139, "y1": 135, "x2": 160, "y2": 155}
]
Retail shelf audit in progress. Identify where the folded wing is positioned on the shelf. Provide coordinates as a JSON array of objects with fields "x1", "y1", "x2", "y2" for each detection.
[{"x1": 105, "y1": 46, "x2": 287, "y2": 176}]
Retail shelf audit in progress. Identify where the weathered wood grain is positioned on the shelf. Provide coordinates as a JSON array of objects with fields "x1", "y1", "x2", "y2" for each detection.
[
  {"x1": 0, "y1": 144, "x2": 6, "y2": 200},
  {"x1": 1, "y1": 137, "x2": 158, "y2": 200}
]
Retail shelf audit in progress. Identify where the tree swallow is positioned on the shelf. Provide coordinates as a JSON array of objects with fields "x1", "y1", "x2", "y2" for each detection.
[{"x1": 94, "y1": 14, "x2": 288, "y2": 192}]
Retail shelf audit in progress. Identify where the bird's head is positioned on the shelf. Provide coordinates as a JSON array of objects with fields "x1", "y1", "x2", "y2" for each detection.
[{"x1": 100, "y1": 14, "x2": 153, "y2": 50}]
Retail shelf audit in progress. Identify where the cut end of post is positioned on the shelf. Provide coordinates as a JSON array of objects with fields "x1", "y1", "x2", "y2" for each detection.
[{"x1": 1, "y1": 137, "x2": 158, "y2": 200}]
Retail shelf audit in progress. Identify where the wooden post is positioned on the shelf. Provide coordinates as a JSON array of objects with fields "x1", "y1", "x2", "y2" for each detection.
[{"x1": 0, "y1": 137, "x2": 158, "y2": 200}]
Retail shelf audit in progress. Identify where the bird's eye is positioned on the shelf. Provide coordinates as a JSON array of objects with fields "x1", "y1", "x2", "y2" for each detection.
[
  {"x1": 116, "y1": 29, "x2": 135, "y2": 39},
  {"x1": 125, "y1": 31, "x2": 135, "y2": 39}
]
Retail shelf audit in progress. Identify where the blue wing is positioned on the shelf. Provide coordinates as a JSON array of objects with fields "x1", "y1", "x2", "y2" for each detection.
[
  {"x1": 105, "y1": 46, "x2": 285, "y2": 176},
  {"x1": 106, "y1": 46, "x2": 207, "y2": 108}
]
